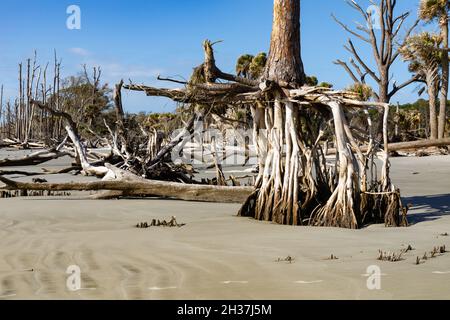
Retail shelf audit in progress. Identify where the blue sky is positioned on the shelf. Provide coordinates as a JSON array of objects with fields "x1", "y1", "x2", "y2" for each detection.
[{"x1": 0, "y1": 0, "x2": 435, "y2": 113}]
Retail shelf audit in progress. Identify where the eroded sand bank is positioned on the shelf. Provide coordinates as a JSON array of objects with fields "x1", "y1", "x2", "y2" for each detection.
[{"x1": 0, "y1": 155, "x2": 449, "y2": 300}]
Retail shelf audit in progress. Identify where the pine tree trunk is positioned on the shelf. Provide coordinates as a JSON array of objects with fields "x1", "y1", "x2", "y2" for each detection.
[
  {"x1": 427, "y1": 70, "x2": 439, "y2": 140},
  {"x1": 264, "y1": 0, "x2": 305, "y2": 86},
  {"x1": 438, "y1": 17, "x2": 449, "y2": 139}
]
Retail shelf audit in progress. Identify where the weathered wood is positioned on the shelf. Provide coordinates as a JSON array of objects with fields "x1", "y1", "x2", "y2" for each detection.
[
  {"x1": 0, "y1": 150, "x2": 69, "y2": 167},
  {"x1": 0, "y1": 143, "x2": 14, "y2": 149},
  {"x1": 0, "y1": 170, "x2": 42, "y2": 177},
  {"x1": 65, "y1": 125, "x2": 110, "y2": 177},
  {"x1": 0, "y1": 175, "x2": 254, "y2": 203},
  {"x1": 386, "y1": 138, "x2": 450, "y2": 152},
  {"x1": 146, "y1": 114, "x2": 196, "y2": 169},
  {"x1": 326, "y1": 138, "x2": 450, "y2": 154},
  {"x1": 113, "y1": 80, "x2": 132, "y2": 161},
  {"x1": 31, "y1": 99, "x2": 112, "y2": 177},
  {"x1": 31, "y1": 99, "x2": 79, "y2": 137},
  {"x1": 41, "y1": 166, "x2": 82, "y2": 174},
  {"x1": 123, "y1": 83, "x2": 262, "y2": 105}
]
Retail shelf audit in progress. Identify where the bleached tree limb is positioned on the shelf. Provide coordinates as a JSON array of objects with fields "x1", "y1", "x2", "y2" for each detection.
[
  {"x1": 0, "y1": 175, "x2": 253, "y2": 204},
  {"x1": 0, "y1": 149, "x2": 70, "y2": 167}
]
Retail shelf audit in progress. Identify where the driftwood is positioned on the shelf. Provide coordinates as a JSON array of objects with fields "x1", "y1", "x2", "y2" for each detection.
[
  {"x1": 384, "y1": 138, "x2": 450, "y2": 152},
  {"x1": 0, "y1": 140, "x2": 46, "y2": 150},
  {"x1": 146, "y1": 114, "x2": 197, "y2": 170},
  {"x1": 0, "y1": 175, "x2": 254, "y2": 203},
  {"x1": 65, "y1": 125, "x2": 111, "y2": 177},
  {"x1": 326, "y1": 138, "x2": 450, "y2": 155},
  {"x1": 0, "y1": 170, "x2": 42, "y2": 176},
  {"x1": 0, "y1": 142, "x2": 14, "y2": 149},
  {"x1": 31, "y1": 100, "x2": 115, "y2": 178},
  {"x1": 0, "y1": 149, "x2": 69, "y2": 167},
  {"x1": 0, "y1": 166, "x2": 82, "y2": 177},
  {"x1": 0, "y1": 134, "x2": 72, "y2": 169},
  {"x1": 30, "y1": 100, "x2": 79, "y2": 137},
  {"x1": 30, "y1": 89, "x2": 199, "y2": 182},
  {"x1": 41, "y1": 166, "x2": 82, "y2": 174}
]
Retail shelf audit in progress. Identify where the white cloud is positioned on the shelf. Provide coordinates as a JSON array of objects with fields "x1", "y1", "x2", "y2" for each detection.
[{"x1": 69, "y1": 47, "x2": 91, "y2": 57}]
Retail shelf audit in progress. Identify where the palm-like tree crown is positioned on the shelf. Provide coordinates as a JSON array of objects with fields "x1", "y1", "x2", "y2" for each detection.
[
  {"x1": 249, "y1": 53, "x2": 267, "y2": 79},
  {"x1": 236, "y1": 53, "x2": 267, "y2": 80},
  {"x1": 399, "y1": 32, "x2": 442, "y2": 74},
  {"x1": 419, "y1": 0, "x2": 450, "y2": 21},
  {"x1": 236, "y1": 54, "x2": 254, "y2": 78}
]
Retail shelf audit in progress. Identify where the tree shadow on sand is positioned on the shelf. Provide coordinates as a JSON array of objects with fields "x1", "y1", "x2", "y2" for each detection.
[{"x1": 403, "y1": 194, "x2": 450, "y2": 225}]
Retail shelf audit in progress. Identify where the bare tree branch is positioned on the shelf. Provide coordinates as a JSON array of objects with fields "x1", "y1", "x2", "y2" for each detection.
[{"x1": 334, "y1": 60, "x2": 360, "y2": 83}]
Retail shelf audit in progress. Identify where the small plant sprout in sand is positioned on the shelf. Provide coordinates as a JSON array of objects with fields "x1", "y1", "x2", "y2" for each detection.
[
  {"x1": 276, "y1": 256, "x2": 295, "y2": 264},
  {"x1": 416, "y1": 257, "x2": 421, "y2": 265},
  {"x1": 415, "y1": 245, "x2": 447, "y2": 265},
  {"x1": 136, "y1": 216, "x2": 186, "y2": 229},
  {"x1": 377, "y1": 250, "x2": 404, "y2": 262}
]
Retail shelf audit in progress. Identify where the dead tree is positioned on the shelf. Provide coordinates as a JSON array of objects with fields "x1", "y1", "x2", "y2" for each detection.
[
  {"x1": 334, "y1": 0, "x2": 419, "y2": 141},
  {"x1": 123, "y1": 0, "x2": 404, "y2": 229},
  {"x1": 30, "y1": 99, "x2": 114, "y2": 177},
  {"x1": 334, "y1": 0, "x2": 419, "y2": 102},
  {"x1": 0, "y1": 52, "x2": 66, "y2": 145},
  {"x1": 30, "y1": 87, "x2": 199, "y2": 183},
  {"x1": 106, "y1": 81, "x2": 200, "y2": 181}
]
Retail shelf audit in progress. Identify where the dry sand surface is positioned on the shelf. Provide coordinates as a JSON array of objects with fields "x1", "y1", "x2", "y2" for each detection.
[{"x1": 0, "y1": 152, "x2": 450, "y2": 300}]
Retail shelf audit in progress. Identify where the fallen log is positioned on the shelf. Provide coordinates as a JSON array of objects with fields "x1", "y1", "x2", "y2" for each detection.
[
  {"x1": 0, "y1": 139, "x2": 23, "y2": 149},
  {"x1": 0, "y1": 143, "x2": 14, "y2": 149},
  {"x1": 41, "y1": 166, "x2": 82, "y2": 174},
  {"x1": 0, "y1": 170, "x2": 42, "y2": 177},
  {"x1": 326, "y1": 138, "x2": 450, "y2": 155},
  {"x1": 0, "y1": 150, "x2": 70, "y2": 167},
  {"x1": 0, "y1": 175, "x2": 254, "y2": 203},
  {"x1": 385, "y1": 138, "x2": 450, "y2": 152},
  {"x1": 89, "y1": 190, "x2": 125, "y2": 200}
]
